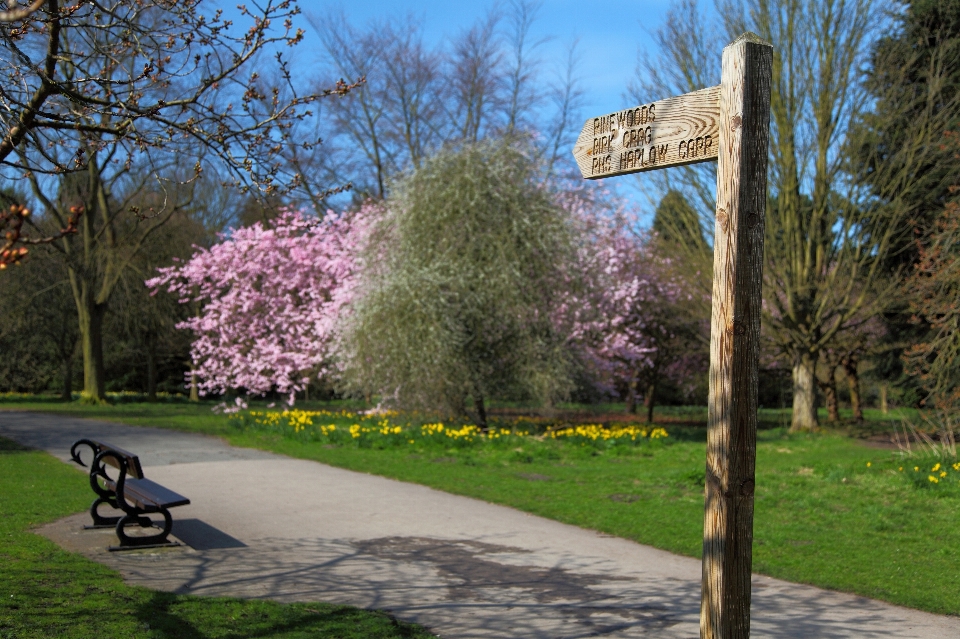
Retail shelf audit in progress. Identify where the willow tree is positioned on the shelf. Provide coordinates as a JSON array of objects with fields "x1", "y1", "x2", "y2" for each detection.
[{"x1": 338, "y1": 142, "x2": 574, "y2": 427}]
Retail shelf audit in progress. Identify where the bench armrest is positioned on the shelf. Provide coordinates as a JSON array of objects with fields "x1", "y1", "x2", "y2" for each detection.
[{"x1": 70, "y1": 438, "x2": 100, "y2": 468}]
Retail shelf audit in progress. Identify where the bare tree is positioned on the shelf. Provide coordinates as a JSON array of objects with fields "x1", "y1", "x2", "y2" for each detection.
[
  {"x1": 448, "y1": 9, "x2": 504, "y2": 143},
  {"x1": 310, "y1": 1, "x2": 583, "y2": 198},
  {"x1": 541, "y1": 40, "x2": 585, "y2": 182},
  {"x1": 629, "y1": 0, "x2": 721, "y2": 224},
  {"x1": 312, "y1": 12, "x2": 394, "y2": 199},
  {"x1": 630, "y1": 0, "x2": 936, "y2": 431},
  {"x1": 380, "y1": 21, "x2": 446, "y2": 171},
  {"x1": 503, "y1": 0, "x2": 546, "y2": 136},
  {"x1": 0, "y1": 1, "x2": 358, "y2": 263}
]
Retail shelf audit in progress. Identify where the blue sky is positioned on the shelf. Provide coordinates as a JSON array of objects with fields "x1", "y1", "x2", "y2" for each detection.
[{"x1": 297, "y1": 0, "x2": 681, "y2": 118}]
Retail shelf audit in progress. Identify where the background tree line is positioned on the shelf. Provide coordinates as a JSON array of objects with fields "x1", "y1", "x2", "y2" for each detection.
[{"x1": 2, "y1": 0, "x2": 958, "y2": 429}]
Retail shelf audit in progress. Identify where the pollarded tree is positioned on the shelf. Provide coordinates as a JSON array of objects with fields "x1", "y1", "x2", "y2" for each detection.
[{"x1": 337, "y1": 142, "x2": 576, "y2": 427}]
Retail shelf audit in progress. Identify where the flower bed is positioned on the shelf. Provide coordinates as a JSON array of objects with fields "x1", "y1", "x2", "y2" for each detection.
[{"x1": 230, "y1": 409, "x2": 669, "y2": 453}]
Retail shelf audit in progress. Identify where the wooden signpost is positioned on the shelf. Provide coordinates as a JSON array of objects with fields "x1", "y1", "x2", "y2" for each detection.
[{"x1": 574, "y1": 33, "x2": 772, "y2": 639}]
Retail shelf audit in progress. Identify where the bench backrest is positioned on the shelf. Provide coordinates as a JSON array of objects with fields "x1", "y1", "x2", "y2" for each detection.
[{"x1": 91, "y1": 440, "x2": 145, "y2": 479}]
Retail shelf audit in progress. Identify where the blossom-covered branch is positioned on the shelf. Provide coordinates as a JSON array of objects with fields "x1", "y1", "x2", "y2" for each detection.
[
  {"x1": 148, "y1": 208, "x2": 372, "y2": 400},
  {"x1": 564, "y1": 193, "x2": 706, "y2": 412}
]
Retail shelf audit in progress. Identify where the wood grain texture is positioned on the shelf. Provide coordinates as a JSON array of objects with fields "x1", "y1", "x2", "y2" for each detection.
[
  {"x1": 700, "y1": 33, "x2": 772, "y2": 639},
  {"x1": 572, "y1": 85, "x2": 721, "y2": 179}
]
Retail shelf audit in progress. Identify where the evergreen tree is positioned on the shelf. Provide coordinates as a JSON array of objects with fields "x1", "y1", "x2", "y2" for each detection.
[
  {"x1": 652, "y1": 190, "x2": 708, "y2": 255},
  {"x1": 851, "y1": 0, "x2": 960, "y2": 405},
  {"x1": 854, "y1": 0, "x2": 960, "y2": 264}
]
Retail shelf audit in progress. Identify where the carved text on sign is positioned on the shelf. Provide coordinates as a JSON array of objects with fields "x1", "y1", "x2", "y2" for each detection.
[
  {"x1": 572, "y1": 85, "x2": 721, "y2": 179},
  {"x1": 679, "y1": 135, "x2": 714, "y2": 159},
  {"x1": 591, "y1": 154, "x2": 612, "y2": 174}
]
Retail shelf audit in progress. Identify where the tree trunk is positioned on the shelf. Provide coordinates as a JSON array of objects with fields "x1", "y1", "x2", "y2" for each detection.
[
  {"x1": 474, "y1": 392, "x2": 488, "y2": 431},
  {"x1": 75, "y1": 282, "x2": 107, "y2": 402},
  {"x1": 843, "y1": 355, "x2": 863, "y2": 423},
  {"x1": 189, "y1": 369, "x2": 200, "y2": 402},
  {"x1": 879, "y1": 383, "x2": 888, "y2": 414},
  {"x1": 790, "y1": 352, "x2": 818, "y2": 432},
  {"x1": 822, "y1": 378, "x2": 838, "y2": 423},
  {"x1": 818, "y1": 359, "x2": 839, "y2": 423},
  {"x1": 644, "y1": 382, "x2": 656, "y2": 424}
]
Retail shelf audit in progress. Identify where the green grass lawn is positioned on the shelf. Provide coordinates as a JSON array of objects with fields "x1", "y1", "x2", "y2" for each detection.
[
  {"x1": 1, "y1": 398, "x2": 957, "y2": 617},
  {"x1": 0, "y1": 436, "x2": 436, "y2": 639}
]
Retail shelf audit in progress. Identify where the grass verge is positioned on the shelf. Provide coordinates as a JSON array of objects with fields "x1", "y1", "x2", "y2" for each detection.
[
  {"x1": 1, "y1": 400, "x2": 957, "y2": 617},
  {"x1": 0, "y1": 436, "x2": 436, "y2": 639}
]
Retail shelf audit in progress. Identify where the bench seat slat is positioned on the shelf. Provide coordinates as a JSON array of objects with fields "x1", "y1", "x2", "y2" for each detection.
[
  {"x1": 124, "y1": 478, "x2": 191, "y2": 509},
  {"x1": 121, "y1": 478, "x2": 190, "y2": 510}
]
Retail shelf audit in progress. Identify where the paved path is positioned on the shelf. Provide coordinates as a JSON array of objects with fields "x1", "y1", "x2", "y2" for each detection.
[{"x1": 0, "y1": 411, "x2": 955, "y2": 638}]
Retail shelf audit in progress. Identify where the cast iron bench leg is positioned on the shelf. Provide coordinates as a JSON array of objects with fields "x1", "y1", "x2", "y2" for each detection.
[
  {"x1": 114, "y1": 508, "x2": 174, "y2": 548},
  {"x1": 87, "y1": 496, "x2": 123, "y2": 528}
]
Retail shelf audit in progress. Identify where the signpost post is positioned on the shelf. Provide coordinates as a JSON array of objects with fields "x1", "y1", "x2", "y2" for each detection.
[{"x1": 573, "y1": 33, "x2": 773, "y2": 639}]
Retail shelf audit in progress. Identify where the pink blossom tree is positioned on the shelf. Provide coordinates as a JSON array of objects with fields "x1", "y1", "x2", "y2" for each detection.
[
  {"x1": 147, "y1": 207, "x2": 375, "y2": 401},
  {"x1": 566, "y1": 195, "x2": 707, "y2": 419}
]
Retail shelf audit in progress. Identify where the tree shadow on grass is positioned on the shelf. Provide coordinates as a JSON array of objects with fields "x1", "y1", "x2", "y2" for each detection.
[
  {"x1": 0, "y1": 435, "x2": 34, "y2": 452},
  {"x1": 664, "y1": 426, "x2": 708, "y2": 442}
]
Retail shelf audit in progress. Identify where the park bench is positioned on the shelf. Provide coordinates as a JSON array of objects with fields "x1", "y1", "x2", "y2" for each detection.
[{"x1": 70, "y1": 438, "x2": 190, "y2": 550}]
